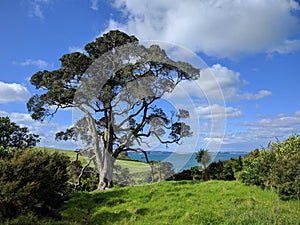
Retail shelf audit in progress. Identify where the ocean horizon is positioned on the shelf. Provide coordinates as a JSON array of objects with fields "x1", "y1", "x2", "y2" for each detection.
[{"x1": 128, "y1": 151, "x2": 248, "y2": 172}]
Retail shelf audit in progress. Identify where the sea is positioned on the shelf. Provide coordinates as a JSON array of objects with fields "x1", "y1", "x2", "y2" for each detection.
[{"x1": 128, "y1": 151, "x2": 248, "y2": 172}]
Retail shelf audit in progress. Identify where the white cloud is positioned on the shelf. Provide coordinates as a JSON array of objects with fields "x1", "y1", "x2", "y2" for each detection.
[
  {"x1": 0, "y1": 82, "x2": 30, "y2": 103},
  {"x1": 33, "y1": 4, "x2": 43, "y2": 18},
  {"x1": 0, "y1": 111, "x2": 8, "y2": 117},
  {"x1": 268, "y1": 39, "x2": 300, "y2": 54},
  {"x1": 242, "y1": 112, "x2": 300, "y2": 131},
  {"x1": 9, "y1": 113, "x2": 33, "y2": 123},
  {"x1": 0, "y1": 111, "x2": 35, "y2": 125},
  {"x1": 169, "y1": 64, "x2": 272, "y2": 101},
  {"x1": 197, "y1": 104, "x2": 243, "y2": 120},
  {"x1": 19, "y1": 59, "x2": 49, "y2": 68},
  {"x1": 0, "y1": 110, "x2": 76, "y2": 150},
  {"x1": 90, "y1": 0, "x2": 99, "y2": 11},
  {"x1": 29, "y1": 0, "x2": 50, "y2": 19},
  {"x1": 239, "y1": 90, "x2": 272, "y2": 100},
  {"x1": 108, "y1": 0, "x2": 300, "y2": 58},
  {"x1": 220, "y1": 110, "x2": 300, "y2": 150},
  {"x1": 69, "y1": 46, "x2": 85, "y2": 53}
]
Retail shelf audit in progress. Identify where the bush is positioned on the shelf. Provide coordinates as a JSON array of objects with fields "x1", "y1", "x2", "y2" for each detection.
[
  {"x1": 0, "y1": 149, "x2": 70, "y2": 221},
  {"x1": 240, "y1": 135, "x2": 300, "y2": 200}
]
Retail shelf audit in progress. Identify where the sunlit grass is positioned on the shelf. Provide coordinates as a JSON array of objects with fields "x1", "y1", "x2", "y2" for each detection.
[
  {"x1": 35, "y1": 147, "x2": 150, "y2": 174},
  {"x1": 50, "y1": 181, "x2": 300, "y2": 225}
]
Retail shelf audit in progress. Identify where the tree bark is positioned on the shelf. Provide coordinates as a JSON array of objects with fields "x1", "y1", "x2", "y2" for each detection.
[
  {"x1": 98, "y1": 105, "x2": 115, "y2": 190},
  {"x1": 98, "y1": 150, "x2": 115, "y2": 190}
]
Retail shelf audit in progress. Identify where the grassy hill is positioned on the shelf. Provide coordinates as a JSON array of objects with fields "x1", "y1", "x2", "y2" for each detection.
[
  {"x1": 17, "y1": 180, "x2": 298, "y2": 225},
  {"x1": 26, "y1": 147, "x2": 299, "y2": 225},
  {"x1": 35, "y1": 147, "x2": 151, "y2": 175}
]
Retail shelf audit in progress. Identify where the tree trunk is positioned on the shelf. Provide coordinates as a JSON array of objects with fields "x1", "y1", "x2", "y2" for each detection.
[{"x1": 97, "y1": 149, "x2": 115, "y2": 190}]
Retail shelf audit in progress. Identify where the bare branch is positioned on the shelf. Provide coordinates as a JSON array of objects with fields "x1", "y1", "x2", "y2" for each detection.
[{"x1": 70, "y1": 155, "x2": 96, "y2": 192}]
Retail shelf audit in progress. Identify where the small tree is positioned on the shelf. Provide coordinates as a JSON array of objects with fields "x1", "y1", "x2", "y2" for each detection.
[
  {"x1": 0, "y1": 117, "x2": 40, "y2": 158},
  {"x1": 196, "y1": 149, "x2": 211, "y2": 180},
  {"x1": 196, "y1": 149, "x2": 211, "y2": 170}
]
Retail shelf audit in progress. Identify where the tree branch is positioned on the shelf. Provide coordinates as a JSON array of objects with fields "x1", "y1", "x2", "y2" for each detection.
[{"x1": 70, "y1": 155, "x2": 96, "y2": 192}]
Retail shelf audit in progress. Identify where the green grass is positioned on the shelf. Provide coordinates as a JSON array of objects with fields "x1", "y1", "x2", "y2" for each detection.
[
  {"x1": 35, "y1": 147, "x2": 151, "y2": 174},
  {"x1": 115, "y1": 159, "x2": 150, "y2": 174},
  {"x1": 34, "y1": 147, "x2": 85, "y2": 161},
  {"x1": 33, "y1": 180, "x2": 299, "y2": 225}
]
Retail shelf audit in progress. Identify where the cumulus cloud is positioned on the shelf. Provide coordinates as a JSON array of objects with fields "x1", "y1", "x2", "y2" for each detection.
[
  {"x1": 19, "y1": 59, "x2": 49, "y2": 68},
  {"x1": 197, "y1": 104, "x2": 243, "y2": 120},
  {"x1": 0, "y1": 111, "x2": 34, "y2": 124},
  {"x1": 0, "y1": 82, "x2": 30, "y2": 103},
  {"x1": 242, "y1": 112, "x2": 300, "y2": 131},
  {"x1": 108, "y1": 0, "x2": 300, "y2": 58},
  {"x1": 29, "y1": 0, "x2": 50, "y2": 18},
  {"x1": 170, "y1": 64, "x2": 272, "y2": 101},
  {"x1": 220, "y1": 110, "x2": 300, "y2": 150}
]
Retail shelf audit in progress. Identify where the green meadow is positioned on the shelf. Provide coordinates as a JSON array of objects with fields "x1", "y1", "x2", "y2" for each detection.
[{"x1": 7, "y1": 180, "x2": 299, "y2": 225}]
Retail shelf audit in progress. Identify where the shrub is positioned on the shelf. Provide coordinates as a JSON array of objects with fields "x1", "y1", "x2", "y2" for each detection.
[
  {"x1": 240, "y1": 135, "x2": 300, "y2": 200},
  {"x1": 0, "y1": 149, "x2": 70, "y2": 221}
]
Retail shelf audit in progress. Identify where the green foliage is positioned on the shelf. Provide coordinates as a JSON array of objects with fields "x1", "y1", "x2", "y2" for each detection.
[
  {"x1": 0, "y1": 146, "x2": 15, "y2": 159},
  {"x1": 240, "y1": 135, "x2": 300, "y2": 200},
  {"x1": 0, "y1": 117, "x2": 40, "y2": 150},
  {"x1": 117, "y1": 151, "x2": 130, "y2": 160},
  {"x1": 199, "y1": 157, "x2": 243, "y2": 181},
  {"x1": 0, "y1": 149, "x2": 70, "y2": 221},
  {"x1": 149, "y1": 160, "x2": 175, "y2": 182},
  {"x1": 169, "y1": 156, "x2": 243, "y2": 182}
]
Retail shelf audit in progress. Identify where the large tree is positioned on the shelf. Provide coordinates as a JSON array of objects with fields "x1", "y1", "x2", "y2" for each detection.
[{"x1": 27, "y1": 30, "x2": 200, "y2": 190}]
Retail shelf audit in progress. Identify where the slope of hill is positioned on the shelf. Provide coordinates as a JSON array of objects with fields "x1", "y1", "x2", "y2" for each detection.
[
  {"x1": 25, "y1": 148, "x2": 299, "y2": 225},
  {"x1": 15, "y1": 180, "x2": 298, "y2": 225}
]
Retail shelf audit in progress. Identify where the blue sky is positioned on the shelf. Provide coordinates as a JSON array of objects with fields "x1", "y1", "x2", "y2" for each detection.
[{"x1": 0, "y1": 0, "x2": 300, "y2": 152}]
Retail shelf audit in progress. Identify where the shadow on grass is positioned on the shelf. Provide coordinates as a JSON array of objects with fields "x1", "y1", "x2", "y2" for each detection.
[{"x1": 60, "y1": 188, "x2": 132, "y2": 224}]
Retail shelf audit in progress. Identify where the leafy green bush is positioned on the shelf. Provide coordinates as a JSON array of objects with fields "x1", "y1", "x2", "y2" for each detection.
[
  {"x1": 240, "y1": 135, "x2": 300, "y2": 200},
  {"x1": 0, "y1": 149, "x2": 70, "y2": 221}
]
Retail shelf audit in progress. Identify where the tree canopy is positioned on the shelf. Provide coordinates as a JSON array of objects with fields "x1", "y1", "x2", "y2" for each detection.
[
  {"x1": 0, "y1": 116, "x2": 40, "y2": 150},
  {"x1": 27, "y1": 30, "x2": 200, "y2": 189}
]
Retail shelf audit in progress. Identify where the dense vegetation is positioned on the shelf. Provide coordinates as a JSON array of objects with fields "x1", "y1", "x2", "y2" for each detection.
[
  {"x1": 240, "y1": 135, "x2": 300, "y2": 200},
  {"x1": 0, "y1": 149, "x2": 70, "y2": 222},
  {"x1": 0, "y1": 119, "x2": 69, "y2": 222}
]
